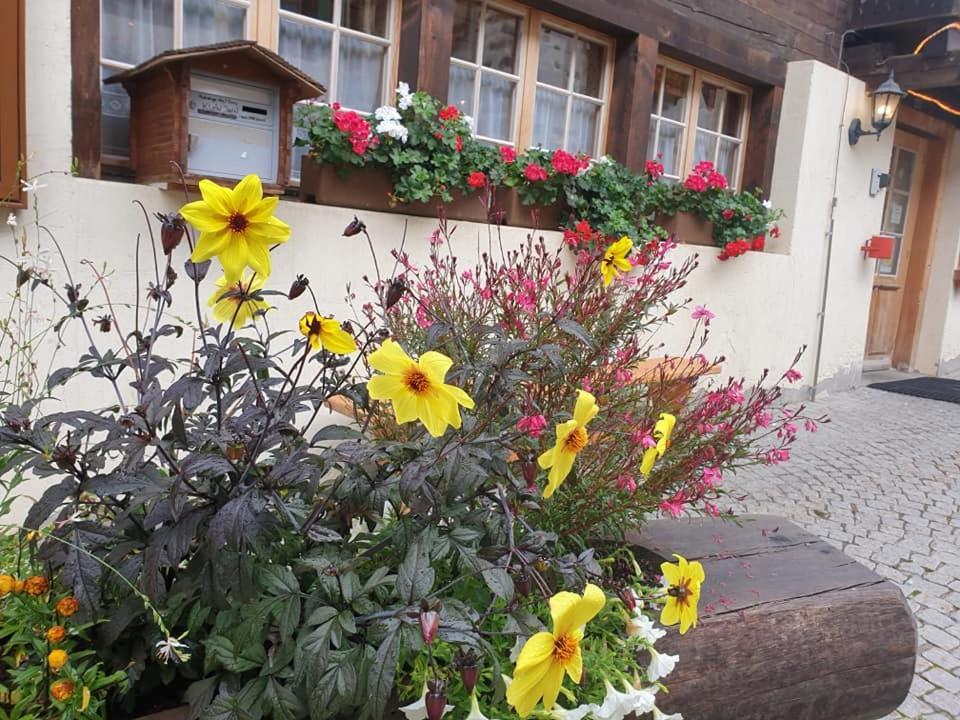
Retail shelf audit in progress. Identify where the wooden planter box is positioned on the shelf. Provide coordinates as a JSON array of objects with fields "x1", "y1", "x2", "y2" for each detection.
[
  {"x1": 131, "y1": 707, "x2": 189, "y2": 720},
  {"x1": 630, "y1": 515, "x2": 916, "y2": 720},
  {"x1": 299, "y1": 159, "x2": 564, "y2": 229},
  {"x1": 656, "y1": 211, "x2": 716, "y2": 247}
]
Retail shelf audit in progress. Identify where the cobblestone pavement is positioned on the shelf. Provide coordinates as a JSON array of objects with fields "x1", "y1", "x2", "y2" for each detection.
[{"x1": 727, "y1": 383, "x2": 960, "y2": 720}]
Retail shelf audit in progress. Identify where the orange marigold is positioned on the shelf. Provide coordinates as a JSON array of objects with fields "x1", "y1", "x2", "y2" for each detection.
[
  {"x1": 46, "y1": 625, "x2": 67, "y2": 643},
  {"x1": 0, "y1": 574, "x2": 14, "y2": 596},
  {"x1": 50, "y1": 679, "x2": 74, "y2": 701},
  {"x1": 12, "y1": 579, "x2": 24, "y2": 594},
  {"x1": 24, "y1": 576, "x2": 49, "y2": 596},
  {"x1": 56, "y1": 596, "x2": 80, "y2": 617},
  {"x1": 47, "y1": 649, "x2": 68, "y2": 671}
]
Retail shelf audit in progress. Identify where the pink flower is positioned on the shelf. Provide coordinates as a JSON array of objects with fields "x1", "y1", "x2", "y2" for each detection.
[
  {"x1": 691, "y1": 305, "x2": 715, "y2": 326},
  {"x1": 785, "y1": 368, "x2": 803, "y2": 383},
  {"x1": 659, "y1": 492, "x2": 687, "y2": 519},
  {"x1": 517, "y1": 414, "x2": 548, "y2": 439},
  {"x1": 415, "y1": 304, "x2": 433, "y2": 328},
  {"x1": 645, "y1": 159, "x2": 664, "y2": 179},
  {"x1": 754, "y1": 411, "x2": 772, "y2": 428},
  {"x1": 523, "y1": 163, "x2": 548, "y2": 182},
  {"x1": 721, "y1": 208, "x2": 735, "y2": 220},
  {"x1": 702, "y1": 466, "x2": 722, "y2": 488},
  {"x1": 616, "y1": 474, "x2": 637, "y2": 493},
  {"x1": 683, "y1": 174, "x2": 708, "y2": 192},
  {"x1": 499, "y1": 146, "x2": 517, "y2": 163},
  {"x1": 551, "y1": 149, "x2": 580, "y2": 175},
  {"x1": 466, "y1": 171, "x2": 487, "y2": 189},
  {"x1": 726, "y1": 383, "x2": 745, "y2": 404},
  {"x1": 804, "y1": 419, "x2": 818, "y2": 433},
  {"x1": 703, "y1": 501, "x2": 720, "y2": 518}
]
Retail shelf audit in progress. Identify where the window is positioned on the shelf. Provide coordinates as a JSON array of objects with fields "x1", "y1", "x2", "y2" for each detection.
[
  {"x1": 100, "y1": 0, "x2": 253, "y2": 159},
  {"x1": 649, "y1": 60, "x2": 750, "y2": 188},
  {"x1": 277, "y1": 0, "x2": 398, "y2": 178},
  {"x1": 450, "y1": 1, "x2": 612, "y2": 156}
]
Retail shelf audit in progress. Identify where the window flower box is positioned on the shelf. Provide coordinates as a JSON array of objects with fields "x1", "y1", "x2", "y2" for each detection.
[{"x1": 655, "y1": 211, "x2": 716, "y2": 247}]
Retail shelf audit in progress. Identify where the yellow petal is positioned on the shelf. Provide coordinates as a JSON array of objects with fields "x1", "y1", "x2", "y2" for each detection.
[
  {"x1": 218, "y1": 235, "x2": 251, "y2": 282},
  {"x1": 419, "y1": 351, "x2": 454, "y2": 382},
  {"x1": 687, "y1": 559, "x2": 706, "y2": 585},
  {"x1": 537, "y1": 446, "x2": 556, "y2": 470},
  {"x1": 514, "y1": 632, "x2": 556, "y2": 671},
  {"x1": 679, "y1": 604, "x2": 696, "y2": 634},
  {"x1": 369, "y1": 339, "x2": 414, "y2": 375},
  {"x1": 232, "y1": 174, "x2": 264, "y2": 214},
  {"x1": 249, "y1": 215, "x2": 292, "y2": 241},
  {"x1": 552, "y1": 584, "x2": 604, "y2": 638},
  {"x1": 190, "y1": 228, "x2": 231, "y2": 263},
  {"x1": 640, "y1": 447, "x2": 658, "y2": 477},
  {"x1": 416, "y1": 392, "x2": 449, "y2": 437},
  {"x1": 366, "y1": 374, "x2": 405, "y2": 401},
  {"x1": 507, "y1": 657, "x2": 552, "y2": 718},
  {"x1": 245, "y1": 239, "x2": 272, "y2": 278},
  {"x1": 198, "y1": 178, "x2": 234, "y2": 215},
  {"x1": 572, "y1": 390, "x2": 598, "y2": 426},
  {"x1": 392, "y1": 388, "x2": 419, "y2": 424},
  {"x1": 660, "y1": 559, "x2": 681, "y2": 586},
  {"x1": 320, "y1": 320, "x2": 358, "y2": 354},
  {"x1": 246, "y1": 195, "x2": 279, "y2": 223},
  {"x1": 544, "y1": 450, "x2": 575, "y2": 498},
  {"x1": 564, "y1": 643, "x2": 583, "y2": 685},
  {"x1": 180, "y1": 199, "x2": 227, "y2": 232},
  {"x1": 443, "y1": 383, "x2": 475, "y2": 410},
  {"x1": 660, "y1": 598, "x2": 680, "y2": 627},
  {"x1": 539, "y1": 661, "x2": 566, "y2": 711}
]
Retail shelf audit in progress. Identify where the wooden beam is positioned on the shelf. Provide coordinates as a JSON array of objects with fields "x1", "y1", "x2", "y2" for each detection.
[
  {"x1": 605, "y1": 33, "x2": 659, "y2": 172},
  {"x1": 397, "y1": 0, "x2": 455, "y2": 100},
  {"x1": 0, "y1": 0, "x2": 25, "y2": 208},
  {"x1": 71, "y1": 0, "x2": 101, "y2": 179},
  {"x1": 741, "y1": 84, "x2": 783, "y2": 195},
  {"x1": 853, "y1": 50, "x2": 960, "y2": 91}
]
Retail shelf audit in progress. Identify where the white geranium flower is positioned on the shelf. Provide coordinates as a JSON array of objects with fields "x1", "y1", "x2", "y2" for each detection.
[
  {"x1": 464, "y1": 114, "x2": 475, "y2": 131},
  {"x1": 399, "y1": 684, "x2": 453, "y2": 720},
  {"x1": 6, "y1": 213, "x2": 16, "y2": 227},
  {"x1": 397, "y1": 81, "x2": 414, "y2": 110},
  {"x1": 647, "y1": 647, "x2": 678, "y2": 682},
  {"x1": 652, "y1": 705, "x2": 683, "y2": 720},
  {"x1": 762, "y1": 198, "x2": 773, "y2": 209},
  {"x1": 375, "y1": 105, "x2": 401, "y2": 122},
  {"x1": 377, "y1": 119, "x2": 409, "y2": 143},
  {"x1": 626, "y1": 610, "x2": 666, "y2": 644}
]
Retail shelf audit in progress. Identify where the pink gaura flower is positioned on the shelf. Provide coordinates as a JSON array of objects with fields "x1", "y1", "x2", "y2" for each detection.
[
  {"x1": 415, "y1": 304, "x2": 433, "y2": 328},
  {"x1": 754, "y1": 411, "x2": 773, "y2": 428},
  {"x1": 517, "y1": 414, "x2": 548, "y2": 439},
  {"x1": 702, "y1": 466, "x2": 722, "y2": 488},
  {"x1": 785, "y1": 368, "x2": 803, "y2": 383},
  {"x1": 616, "y1": 474, "x2": 637, "y2": 493},
  {"x1": 659, "y1": 492, "x2": 686, "y2": 519},
  {"x1": 703, "y1": 501, "x2": 720, "y2": 518},
  {"x1": 726, "y1": 383, "x2": 745, "y2": 404},
  {"x1": 691, "y1": 305, "x2": 715, "y2": 326},
  {"x1": 804, "y1": 419, "x2": 818, "y2": 433}
]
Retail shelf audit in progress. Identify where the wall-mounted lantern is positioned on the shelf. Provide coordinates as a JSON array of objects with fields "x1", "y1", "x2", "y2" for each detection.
[{"x1": 849, "y1": 71, "x2": 906, "y2": 145}]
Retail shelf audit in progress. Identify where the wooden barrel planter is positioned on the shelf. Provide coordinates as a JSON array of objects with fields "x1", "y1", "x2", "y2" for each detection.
[{"x1": 629, "y1": 514, "x2": 916, "y2": 720}]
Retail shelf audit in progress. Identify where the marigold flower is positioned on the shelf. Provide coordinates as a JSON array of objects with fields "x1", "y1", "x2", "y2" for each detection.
[
  {"x1": 640, "y1": 412, "x2": 676, "y2": 477},
  {"x1": 537, "y1": 390, "x2": 598, "y2": 498},
  {"x1": 601, "y1": 236, "x2": 633, "y2": 287},
  {"x1": 660, "y1": 554, "x2": 704, "y2": 634},
  {"x1": 24, "y1": 575, "x2": 49, "y2": 596},
  {"x1": 0, "y1": 574, "x2": 14, "y2": 596},
  {"x1": 12, "y1": 579, "x2": 24, "y2": 594},
  {"x1": 56, "y1": 596, "x2": 80, "y2": 617},
  {"x1": 47, "y1": 648, "x2": 69, "y2": 671},
  {"x1": 179, "y1": 174, "x2": 291, "y2": 282},
  {"x1": 366, "y1": 339, "x2": 475, "y2": 438},
  {"x1": 46, "y1": 625, "x2": 67, "y2": 643},
  {"x1": 208, "y1": 271, "x2": 271, "y2": 328},
  {"x1": 299, "y1": 312, "x2": 357, "y2": 354},
  {"x1": 506, "y1": 583, "x2": 606, "y2": 716},
  {"x1": 50, "y1": 679, "x2": 74, "y2": 701}
]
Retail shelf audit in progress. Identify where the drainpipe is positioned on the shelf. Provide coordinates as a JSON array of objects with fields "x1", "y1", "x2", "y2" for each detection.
[{"x1": 810, "y1": 30, "x2": 857, "y2": 401}]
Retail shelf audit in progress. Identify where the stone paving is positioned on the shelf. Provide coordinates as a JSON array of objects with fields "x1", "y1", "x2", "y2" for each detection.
[{"x1": 727, "y1": 383, "x2": 960, "y2": 720}]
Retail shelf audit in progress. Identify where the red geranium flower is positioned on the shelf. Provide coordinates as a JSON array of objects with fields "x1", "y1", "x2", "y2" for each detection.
[
  {"x1": 455, "y1": 135, "x2": 463, "y2": 152},
  {"x1": 439, "y1": 105, "x2": 460, "y2": 121},
  {"x1": 499, "y1": 146, "x2": 517, "y2": 163},
  {"x1": 721, "y1": 208, "x2": 735, "y2": 221},
  {"x1": 523, "y1": 163, "x2": 548, "y2": 182},
  {"x1": 467, "y1": 171, "x2": 487, "y2": 189},
  {"x1": 551, "y1": 149, "x2": 580, "y2": 175},
  {"x1": 752, "y1": 235, "x2": 766, "y2": 251},
  {"x1": 645, "y1": 160, "x2": 664, "y2": 179}
]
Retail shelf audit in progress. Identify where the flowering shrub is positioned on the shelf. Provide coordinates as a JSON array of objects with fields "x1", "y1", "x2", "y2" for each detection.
[{"x1": 0, "y1": 172, "x2": 820, "y2": 719}]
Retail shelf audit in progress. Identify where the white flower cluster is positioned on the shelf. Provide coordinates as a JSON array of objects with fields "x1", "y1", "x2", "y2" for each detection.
[
  {"x1": 375, "y1": 104, "x2": 409, "y2": 143},
  {"x1": 397, "y1": 81, "x2": 414, "y2": 110}
]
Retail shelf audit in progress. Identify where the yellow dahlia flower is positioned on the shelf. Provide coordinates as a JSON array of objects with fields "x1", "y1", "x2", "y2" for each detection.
[
  {"x1": 208, "y1": 272, "x2": 271, "y2": 328},
  {"x1": 50, "y1": 679, "x2": 74, "y2": 701},
  {"x1": 537, "y1": 390, "x2": 598, "y2": 498},
  {"x1": 47, "y1": 649, "x2": 68, "y2": 671},
  {"x1": 180, "y1": 174, "x2": 290, "y2": 282},
  {"x1": 660, "y1": 553, "x2": 704, "y2": 635},
  {"x1": 366, "y1": 339, "x2": 475, "y2": 438},
  {"x1": 601, "y1": 236, "x2": 633, "y2": 286},
  {"x1": 640, "y1": 412, "x2": 676, "y2": 477},
  {"x1": 299, "y1": 312, "x2": 357, "y2": 354},
  {"x1": 506, "y1": 583, "x2": 606, "y2": 716}
]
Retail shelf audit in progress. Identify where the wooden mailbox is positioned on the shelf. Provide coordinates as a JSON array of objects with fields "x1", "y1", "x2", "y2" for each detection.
[{"x1": 105, "y1": 40, "x2": 323, "y2": 192}]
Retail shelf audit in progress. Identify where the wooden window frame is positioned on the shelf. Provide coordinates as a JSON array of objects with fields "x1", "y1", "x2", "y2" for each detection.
[
  {"x1": 448, "y1": 0, "x2": 528, "y2": 148},
  {"x1": 516, "y1": 9, "x2": 614, "y2": 156},
  {"x1": 0, "y1": 0, "x2": 26, "y2": 207},
  {"x1": 650, "y1": 57, "x2": 751, "y2": 189}
]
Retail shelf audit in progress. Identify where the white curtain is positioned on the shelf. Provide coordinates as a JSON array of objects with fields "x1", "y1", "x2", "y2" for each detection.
[
  {"x1": 183, "y1": 0, "x2": 246, "y2": 48},
  {"x1": 279, "y1": 17, "x2": 333, "y2": 88},
  {"x1": 101, "y1": 0, "x2": 174, "y2": 65},
  {"x1": 477, "y1": 73, "x2": 515, "y2": 141},
  {"x1": 337, "y1": 36, "x2": 385, "y2": 112},
  {"x1": 532, "y1": 88, "x2": 566, "y2": 149}
]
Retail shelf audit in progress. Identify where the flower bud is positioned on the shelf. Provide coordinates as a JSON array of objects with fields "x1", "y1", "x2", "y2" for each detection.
[
  {"x1": 288, "y1": 274, "x2": 309, "y2": 300},
  {"x1": 165, "y1": 265, "x2": 178, "y2": 289},
  {"x1": 343, "y1": 216, "x2": 365, "y2": 237},
  {"x1": 155, "y1": 212, "x2": 186, "y2": 255},
  {"x1": 184, "y1": 259, "x2": 211, "y2": 282},
  {"x1": 618, "y1": 587, "x2": 637, "y2": 612},
  {"x1": 425, "y1": 681, "x2": 447, "y2": 720},
  {"x1": 454, "y1": 648, "x2": 480, "y2": 693},
  {"x1": 64, "y1": 284, "x2": 81, "y2": 305},
  {"x1": 522, "y1": 458, "x2": 538, "y2": 492},
  {"x1": 384, "y1": 279, "x2": 406, "y2": 310},
  {"x1": 419, "y1": 605, "x2": 440, "y2": 646},
  {"x1": 514, "y1": 572, "x2": 532, "y2": 598},
  {"x1": 94, "y1": 315, "x2": 112, "y2": 333}
]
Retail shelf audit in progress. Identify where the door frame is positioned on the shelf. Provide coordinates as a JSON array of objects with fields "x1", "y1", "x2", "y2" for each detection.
[{"x1": 889, "y1": 106, "x2": 953, "y2": 369}]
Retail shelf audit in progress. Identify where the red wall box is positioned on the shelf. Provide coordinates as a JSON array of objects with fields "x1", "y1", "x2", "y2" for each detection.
[{"x1": 862, "y1": 234, "x2": 895, "y2": 259}]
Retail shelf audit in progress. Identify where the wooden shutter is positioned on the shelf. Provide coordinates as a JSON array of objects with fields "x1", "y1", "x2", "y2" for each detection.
[{"x1": 0, "y1": 0, "x2": 25, "y2": 207}]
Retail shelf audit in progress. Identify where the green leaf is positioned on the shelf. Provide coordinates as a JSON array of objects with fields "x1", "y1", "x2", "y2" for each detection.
[
  {"x1": 479, "y1": 561, "x2": 514, "y2": 602},
  {"x1": 396, "y1": 537, "x2": 435, "y2": 604},
  {"x1": 263, "y1": 678, "x2": 305, "y2": 720},
  {"x1": 360, "y1": 620, "x2": 401, "y2": 720},
  {"x1": 204, "y1": 635, "x2": 267, "y2": 674},
  {"x1": 555, "y1": 317, "x2": 595, "y2": 348}
]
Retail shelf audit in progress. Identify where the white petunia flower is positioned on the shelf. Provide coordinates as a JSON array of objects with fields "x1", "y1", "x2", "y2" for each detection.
[
  {"x1": 652, "y1": 705, "x2": 683, "y2": 720},
  {"x1": 399, "y1": 684, "x2": 453, "y2": 720},
  {"x1": 762, "y1": 198, "x2": 773, "y2": 209},
  {"x1": 624, "y1": 682, "x2": 657, "y2": 716},
  {"x1": 626, "y1": 609, "x2": 666, "y2": 644},
  {"x1": 154, "y1": 634, "x2": 191, "y2": 664},
  {"x1": 466, "y1": 693, "x2": 493, "y2": 720},
  {"x1": 375, "y1": 105, "x2": 402, "y2": 122},
  {"x1": 647, "y1": 647, "x2": 678, "y2": 682},
  {"x1": 549, "y1": 704, "x2": 597, "y2": 720},
  {"x1": 6, "y1": 213, "x2": 16, "y2": 227},
  {"x1": 593, "y1": 679, "x2": 633, "y2": 720}
]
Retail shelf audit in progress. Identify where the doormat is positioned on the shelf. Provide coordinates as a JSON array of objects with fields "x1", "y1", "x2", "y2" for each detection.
[{"x1": 868, "y1": 376, "x2": 960, "y2": 405}]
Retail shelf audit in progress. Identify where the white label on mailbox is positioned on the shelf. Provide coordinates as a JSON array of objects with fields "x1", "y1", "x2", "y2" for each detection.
[{"x1": 191, "y1": 91, "x2": 240, "y2": 120}]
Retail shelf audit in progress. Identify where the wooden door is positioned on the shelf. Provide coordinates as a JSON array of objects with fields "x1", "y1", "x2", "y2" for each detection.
[{"x1": 864, "y1": 131, "x2": 926, "y2": 367}]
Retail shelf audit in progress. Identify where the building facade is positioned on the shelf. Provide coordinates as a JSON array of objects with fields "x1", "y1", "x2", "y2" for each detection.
[{"x1": 3, "y1": 0, "x2": 960, "y2": 411}]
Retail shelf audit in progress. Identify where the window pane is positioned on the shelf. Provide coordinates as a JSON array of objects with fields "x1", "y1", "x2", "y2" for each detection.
[
  {"x1": 652, "y1": 65, "x2": 663, "y2": 112},
  {"x1": 717, "y1": 138, "x2": 740, "y2": 181},
  {"x1": 877, "y1": 236, "x2": 902, "y2": 275},
  {"x1": 482, "y1": 7, "x2": 520, "y2": 73},
  {"x1": 280, "y1": 0, "x2": 333, "y2": 22},
  {"x1": 477, "y1": 72, "x2": 515, "y2": 141},
  {"x1": 572, "y1": 38, "x2": 604, "y2": 97},
  {"x1": 537, "y1": 26, "x2": 572, "y2": 88},
  {"x1": 885, "y1": 191, "x2": 909, "y2": 234},
  {"x1": 532, "y1": 87, "x2": 567, "y2": 149},
  {"x1": 693, "y1": 130, "x2": 717, "y2": 165},
  {"x1": 449, "y1": 64, "x2": 476, "y2": 116},
  {"x1": 291, "y1": 103, "x2": 313, "y2": 181},
  {"x1": 661, "y1": 69, "x2": 689, "y2": 122},
  {"x1": 697, "y1": 83, "x2": 722, "y2": 131},
  {"x1": 452, "y1": 0, "x2": 480, "y2": 62},
  {"x1": 648, "y1": 122, "x2": 656, "y2": 161},
  {"x1": 721, "y1": 91, "x2": 744, "y2": 138},
  {"x1": 182, "y1": 0, "x2": 246, "y2": 47},
  {"x1": 657, "y1": 121, "x2": 684, "y2": 177},
  {"x1": 101, "y1": 65, "x2": 131, "y2": 156},
  {"x1": 341, "y1": 0, "x2": 388, "y2": 37},
  {"x1": 102, "y1": 0, "x2": 173, "y2": 65},
  {"x1": 568, "y1": 98, "x2": 600, "y2": 155},
  {"x1": 338, "y1": 35, "x2": 386, "y2": 111},
  {"x1": 279, "y1": 17, "x2": 332, "y2": 88},
  {"x1": 893, "y1": 148, "x2": 915, "y2": 191}
]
